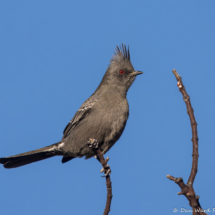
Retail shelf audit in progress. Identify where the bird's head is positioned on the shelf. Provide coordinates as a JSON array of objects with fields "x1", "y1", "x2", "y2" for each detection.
[{"x1": 101, "y1": 44, "x2": 143, "y2": 95}]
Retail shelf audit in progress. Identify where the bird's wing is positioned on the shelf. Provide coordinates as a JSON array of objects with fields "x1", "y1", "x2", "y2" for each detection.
[{"x1": 63, "y1": 97, "x2": 98, "y2": 138}]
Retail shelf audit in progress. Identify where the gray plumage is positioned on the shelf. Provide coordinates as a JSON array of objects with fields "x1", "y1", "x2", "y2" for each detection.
[{"x1": 0, "y1": 44, "x2": 143, "y2": 169}]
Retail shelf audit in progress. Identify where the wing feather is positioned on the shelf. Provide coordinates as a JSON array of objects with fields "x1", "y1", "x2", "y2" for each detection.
[{"x1": 63, "y1": 97, "x2": 98, "y2": 138}]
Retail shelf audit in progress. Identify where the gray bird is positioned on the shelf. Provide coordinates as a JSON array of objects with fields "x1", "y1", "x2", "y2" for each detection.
[{"x1": 0, "y1": 44, "x2": 143, "y2": 169}]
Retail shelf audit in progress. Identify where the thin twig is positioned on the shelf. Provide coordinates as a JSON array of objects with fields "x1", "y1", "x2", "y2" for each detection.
[
  {"x1": 96, "y1": 148, "x2": 113, "y2": 215},
  {"x1": 167, "y1": 69, "x2": 206, "y2": 215}
]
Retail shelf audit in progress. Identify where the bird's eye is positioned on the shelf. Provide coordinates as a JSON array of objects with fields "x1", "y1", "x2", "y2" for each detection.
[{"x1": 119, "y1": 70, "x2": 124, "y2": 74}]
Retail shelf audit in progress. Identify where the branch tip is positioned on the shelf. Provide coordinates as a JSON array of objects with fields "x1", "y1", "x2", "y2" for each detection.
[
  {"x1": 166, "y1": 175, "x2": 174, "y2": 181},
  {"x1": 172, "y1": 69, "x2": 181, "y2": 80},
  {"x1": 178, "y1": 191, "x2": 184, "y2": 195}
]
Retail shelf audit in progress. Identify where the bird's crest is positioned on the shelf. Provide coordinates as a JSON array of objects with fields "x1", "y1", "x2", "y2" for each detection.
[{"x1": 110, "y1": 44, "x2": 130, "y2": 64}]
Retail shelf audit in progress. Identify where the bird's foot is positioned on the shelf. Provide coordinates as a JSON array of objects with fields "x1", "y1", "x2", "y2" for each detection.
[
  {"x1": 100, "y1": 157, "x2": 111, "y2": 177},
  {"x1": 87, "y1": 138, "x2": 98, "y2": 149},
  {"x1": 87, "y1": 139, "x2": 111, "y2": 177},
  {"x1": 101, "y1": 164, "x2": 111, "y2": 177}
]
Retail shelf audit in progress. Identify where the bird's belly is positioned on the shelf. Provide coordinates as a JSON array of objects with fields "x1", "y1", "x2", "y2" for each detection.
[{"x1": 100, "y1": 112, "x2": 128, "y2": 154}]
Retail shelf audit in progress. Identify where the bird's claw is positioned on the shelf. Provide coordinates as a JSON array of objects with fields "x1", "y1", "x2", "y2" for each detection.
[
  {"x1": 101, "y1": 164, "x2": 111, "y2": 177},
  {"x1": 87, "y1": 138, "x2": 98, "y2": 149},
  {"x1": 88, "y1": 139, "x2": 111, "y2": 176}
]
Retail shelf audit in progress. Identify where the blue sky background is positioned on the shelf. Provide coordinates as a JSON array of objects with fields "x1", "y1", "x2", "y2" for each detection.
[{"x1": 0, "y1": 1, "x2": 214, "y2": 214}]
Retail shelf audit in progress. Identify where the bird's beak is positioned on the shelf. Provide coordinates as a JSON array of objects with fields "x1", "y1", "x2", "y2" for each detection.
[{"x1": 130, "y1": 71, "x2": 143, "y2": 76}]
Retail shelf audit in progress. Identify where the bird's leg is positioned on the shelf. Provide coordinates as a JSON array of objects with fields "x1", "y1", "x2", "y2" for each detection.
[{"x1": 87, "y1": 138, "x2": 111, "y2": 177}]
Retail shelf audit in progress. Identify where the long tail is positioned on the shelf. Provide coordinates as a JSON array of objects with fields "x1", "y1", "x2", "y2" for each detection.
[{"x1": 0, "y1": 142, "x2": 63, "y2": 169}]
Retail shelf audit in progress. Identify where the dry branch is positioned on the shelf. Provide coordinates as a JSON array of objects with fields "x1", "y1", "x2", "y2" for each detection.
[
  {"x1": 167, "y1": 69, "x2": 206, "y2": 215},
  {"x1": 96, "y1": 148, "x2": 113, "y2": 215},
  {"x1": 87, "y1": 138, "x2": 113, "y2": 215}
]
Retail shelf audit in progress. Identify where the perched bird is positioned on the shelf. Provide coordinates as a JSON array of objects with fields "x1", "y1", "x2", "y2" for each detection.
[{"x1": 0, "y1": 44, "x2": 143, "y2": 169}]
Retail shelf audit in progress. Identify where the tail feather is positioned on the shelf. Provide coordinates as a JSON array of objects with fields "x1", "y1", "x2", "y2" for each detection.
[{"x1": 0, "y1": 142, "x2": 63, "y2": 169}]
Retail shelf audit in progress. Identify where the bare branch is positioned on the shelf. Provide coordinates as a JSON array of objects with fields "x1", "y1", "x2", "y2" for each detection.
[
  {"x1": 96, "y1": 148, "x2": 113, "y2": 215},
  {"x1": 167, "y1": 69, "x2": 206, "y2": 215},
  {"x1": 87, "y1": 138, "x2": 113, "y2": 215}
]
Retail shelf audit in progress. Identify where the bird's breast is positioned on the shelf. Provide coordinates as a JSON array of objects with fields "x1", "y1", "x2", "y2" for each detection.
[{"x1": 96, "y1": 96, "x2": 129, "y2": 153}]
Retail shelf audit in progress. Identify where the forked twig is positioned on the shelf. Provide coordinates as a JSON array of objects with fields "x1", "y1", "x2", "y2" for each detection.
[{"x1": 167, "y1": 69, "x2": 206, "y2": 215}]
